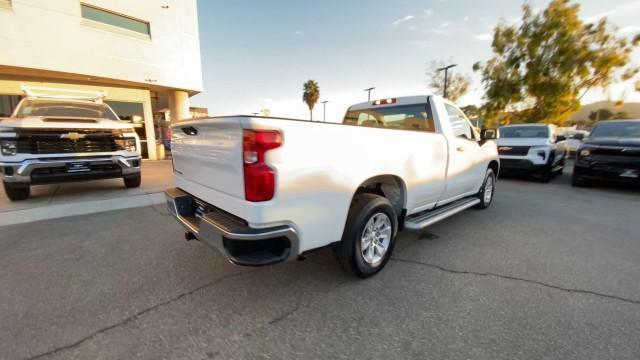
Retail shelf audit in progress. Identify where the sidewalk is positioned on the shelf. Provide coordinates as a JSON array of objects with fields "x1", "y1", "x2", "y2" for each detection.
[{"x1": 0, "y1": 160, "x2": 174, "y2": 226}]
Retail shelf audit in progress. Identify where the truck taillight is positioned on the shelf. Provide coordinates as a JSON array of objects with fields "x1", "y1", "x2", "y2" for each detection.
[{"x1": 242, "y1": 130, "x2": 282, "y2": 202}]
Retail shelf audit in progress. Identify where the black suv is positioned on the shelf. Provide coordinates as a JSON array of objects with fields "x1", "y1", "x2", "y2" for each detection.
[{"x1": 572, "y1": 120, "x2": 640, "y2": 187}]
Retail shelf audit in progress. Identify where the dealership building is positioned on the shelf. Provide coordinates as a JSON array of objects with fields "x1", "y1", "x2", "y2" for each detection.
[{"x1": 0, "y1": 0, "x2": 203, "y2": 159}]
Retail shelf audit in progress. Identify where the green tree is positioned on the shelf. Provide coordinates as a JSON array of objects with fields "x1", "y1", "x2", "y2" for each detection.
[
  {"x1": 474, "y1": 0, "x2": 639, "y2": 125},
  {"x1": 460, "y1": 105, "x2": 479, "y2": 119},
  {"x1": 302, "y1": 80, "x2": 320, "y2": 121},
  {"x1": 588, "y1": 108, "x2": 613, "y2": 121},
  {"x1": 613, "y1": 111, "x2": 629, "y2": 119},
  {"x1": 426, "y1": 60, "x2": 471, "y2": 102}
]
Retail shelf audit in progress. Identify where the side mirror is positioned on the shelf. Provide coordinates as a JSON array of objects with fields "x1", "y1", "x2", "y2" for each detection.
[
  {"x1": 480, "y1": 128, "x2": 497, "y2": 141},
  {"x1": 556, "y1": 135, "x2": 566, "y2": 143}
]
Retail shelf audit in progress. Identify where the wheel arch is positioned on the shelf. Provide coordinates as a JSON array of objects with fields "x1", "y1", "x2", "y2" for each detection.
[
  {"x1": 352, "y1": 174, "x2": 407, "y2": 218},
  {"x1": 488, "y1": 160, "x2": 500, "y2": 178}
]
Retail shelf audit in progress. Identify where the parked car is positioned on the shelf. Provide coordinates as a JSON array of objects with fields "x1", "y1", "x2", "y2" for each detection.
[
  {"x1": 165, "y1": 95, "x2": 499, "y2": 277},
  {"x1": 0, "y1": 87, "x2": 141, "y2": 200},
  {"x1": 495, "y1": 124, "x2": 566, "y2": 182},
  {"x1": 572, "y1": 120, "x2": 640, "y2": 187},
  {"x1": 561, "y1": 130, "x2": 590, "y2": 157}
]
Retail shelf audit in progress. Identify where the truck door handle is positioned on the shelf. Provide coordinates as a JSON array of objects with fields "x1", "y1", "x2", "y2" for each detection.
[{"x1": 456, "y1": 146, "x2": 465, "y2": 152}]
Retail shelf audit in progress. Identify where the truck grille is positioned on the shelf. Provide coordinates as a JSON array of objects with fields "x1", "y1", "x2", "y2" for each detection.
[
  {"x1": 498, "y1": 146, "x2": 530, "y2": 156},
  {"x1": 16, "y1": 129, "x2": 123, "y2": 154},
  {"x1": 591, "y1": 147, "x2": 640, "y2": 157}
]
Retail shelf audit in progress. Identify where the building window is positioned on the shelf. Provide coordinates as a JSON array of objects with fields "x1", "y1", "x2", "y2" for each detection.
[
  {"x1": 0, "y1": 0, "x2": 11, "y2": 10},
  {"x1": 0, "y1": 95, "x2": 22, "y2": 117},
  {"x1": 81, "y1": 3, "x2": 150, "y2": 36}
]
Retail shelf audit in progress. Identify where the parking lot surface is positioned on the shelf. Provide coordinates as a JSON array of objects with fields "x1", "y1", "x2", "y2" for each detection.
[{"x1": 1, "y1": 168, "x2": 639, "y2": 360}]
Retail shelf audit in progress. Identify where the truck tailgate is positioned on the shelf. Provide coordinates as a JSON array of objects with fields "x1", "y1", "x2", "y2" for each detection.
[{"x1": 171, "y1": 118, "x2": 245, "y2": 199}]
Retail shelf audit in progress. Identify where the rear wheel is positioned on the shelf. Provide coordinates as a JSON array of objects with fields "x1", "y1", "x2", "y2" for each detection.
[
  {"x1": 335, "y1": 194, "x2": 398, "y2": 278},
  {"x1": 3, "y1": 182, "x2": 30, "y2": 201},
  {"x1": 123, "y1": 173, "x2": 141, "y2": 188},
  {"x1": 474, "y1": 168, "x2": 496, "y2": 209}
]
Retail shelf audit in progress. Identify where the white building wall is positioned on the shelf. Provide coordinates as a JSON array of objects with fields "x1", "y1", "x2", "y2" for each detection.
[{"x1": 0, "y1": 0, "x2": 202, "y2": 92}]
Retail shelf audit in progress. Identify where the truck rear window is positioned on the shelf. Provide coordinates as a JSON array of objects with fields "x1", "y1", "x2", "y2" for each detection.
[{"x1": 343, "y1": 104, "x2": 435, "y2": 132}]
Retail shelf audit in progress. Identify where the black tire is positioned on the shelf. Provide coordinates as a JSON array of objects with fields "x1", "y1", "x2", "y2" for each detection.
[
  {"x1": 335, "y1": 194, "x2": 398, "y2": 278},
  {"x1": 3, "y1": 182, "x2": 30, "y2": 201},
  {"x1": 123, "y1": 173, "x2": 141, "y2": 188},
  {"x1": 571, "y1": 171, "x2": 587, "y2": 187},
  {"x1": 474, "y1": 168, "x2": 496, "y2": 209},
  {"x1": 539, "y1": 165, "x2": 553, "y2": 183}
]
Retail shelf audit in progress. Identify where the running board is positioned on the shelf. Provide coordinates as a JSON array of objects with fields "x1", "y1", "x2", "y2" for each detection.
[{"x1": 404, "y1": 197, "x2": 480, "y2": 230}]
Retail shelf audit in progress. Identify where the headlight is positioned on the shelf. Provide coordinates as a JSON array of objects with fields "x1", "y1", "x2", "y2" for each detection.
[
  {"x1": 530, "y1": 146, "x2": 548, "y2": 160},
  {"x1": 116, "y1": 138, "x2": 137, "y2": 152},
  {"x1": 580, "y1": 149, "x2": 591, "y2": 157},
  {"x1": 1, "y1": 140, "x2": 17, "y2": 156}
]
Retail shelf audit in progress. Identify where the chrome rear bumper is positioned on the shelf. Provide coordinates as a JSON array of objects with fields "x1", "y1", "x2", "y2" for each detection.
[{"x1": 165, "y1": 188, "x2": 299, "y2": 267}]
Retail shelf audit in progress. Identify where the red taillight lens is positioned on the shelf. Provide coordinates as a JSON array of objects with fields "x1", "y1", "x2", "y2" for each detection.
[{"x1": 243, "y1": 130, "x2": 282, "y2": 202}]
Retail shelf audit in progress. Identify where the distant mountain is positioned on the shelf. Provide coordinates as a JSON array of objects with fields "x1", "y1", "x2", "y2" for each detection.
[{"x1": 571, "y1": 101, "x2": 640, "y2": 123}]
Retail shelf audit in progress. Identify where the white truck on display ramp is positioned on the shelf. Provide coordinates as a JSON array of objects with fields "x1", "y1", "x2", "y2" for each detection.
[{"x1": 0, "y1": 87, "x2": 141, "y2": 201}]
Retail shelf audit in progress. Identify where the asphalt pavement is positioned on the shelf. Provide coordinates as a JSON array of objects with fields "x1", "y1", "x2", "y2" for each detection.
[{"x1": 1, "y1": 166, "x2": 639, "y2": 360}]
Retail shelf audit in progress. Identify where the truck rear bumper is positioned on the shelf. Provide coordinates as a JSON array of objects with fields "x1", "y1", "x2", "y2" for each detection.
[
  {"x1": 165, "y1": 188, "x2": 299, "y2": 267},
  {"x1": 1, "y1": 156, "x2": 140, "y2": 184}
]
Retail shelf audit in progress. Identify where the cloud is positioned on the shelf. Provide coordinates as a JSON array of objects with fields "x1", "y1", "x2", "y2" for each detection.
[
  {"x1": 424, "y1": 28, "x2": 449, "y2": 36},
  {"x1": 392, "y1": 15, "x2": 414, "y2": 27},
  {"x1": 463, "y1": 16, "x2": 469, "y2": 22},
  {"x1": 294, "y1": 31, "x2": 302, "y2": 35},
  {"x1": 439, "y1": 22, "x2": 449, "y2": 28},
  {"x1": 424, "y1": 9, "x2": 434, "y2": 17},
  {"x1": 585, "y1": 1, "x2": 640, "y2": 23},
  {"x1": 475, "y1": 33, "x2": 492, "y2": 41},
  {"x1": 619, "y1": 25, "x2": 640, "y2": 35}
]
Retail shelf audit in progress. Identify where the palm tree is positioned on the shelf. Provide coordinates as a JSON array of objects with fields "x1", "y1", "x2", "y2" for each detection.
[{"x1": 302, "y1": 80, "x2": 320, "y2": 121}]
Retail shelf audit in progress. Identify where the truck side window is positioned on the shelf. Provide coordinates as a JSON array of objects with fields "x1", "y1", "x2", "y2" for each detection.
[
  {"x1": 445, "y1": 104, "x2": 474, "y2": 140},
  {"x1": 343, "y1": 104, "x2": 435, "y2": 132}
]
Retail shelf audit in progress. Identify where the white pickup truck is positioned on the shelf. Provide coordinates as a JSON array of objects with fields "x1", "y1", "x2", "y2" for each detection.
[
  {"x1": 0, "y1": 87, "x2": 141, "y2": 200},
  {"x1": 166, "y1": 95, "x2": 499, "y2": 277}
]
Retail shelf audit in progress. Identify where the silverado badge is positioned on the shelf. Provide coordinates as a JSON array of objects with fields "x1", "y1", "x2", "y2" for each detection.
[
  {"x1": 498, "y1": 146, "x2": 512, "y2": 151},
  {"x1": 60, "y1": 132, "x2": 86, "y2": 141}
]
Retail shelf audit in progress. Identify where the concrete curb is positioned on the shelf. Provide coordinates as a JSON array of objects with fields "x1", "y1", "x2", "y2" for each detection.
[{"x1": 0, "y1": 192, "x2": 165, "y2": 227}]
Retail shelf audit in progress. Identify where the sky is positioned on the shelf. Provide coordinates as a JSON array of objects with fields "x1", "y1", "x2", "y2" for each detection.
[{"x1": 191, "y1": 0, "x2": 640, "y2": 122}]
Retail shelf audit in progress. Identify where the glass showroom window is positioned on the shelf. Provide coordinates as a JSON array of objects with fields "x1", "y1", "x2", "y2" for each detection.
[{"x1": 81, "y1": 3, "x2": 150, "y2": 36}]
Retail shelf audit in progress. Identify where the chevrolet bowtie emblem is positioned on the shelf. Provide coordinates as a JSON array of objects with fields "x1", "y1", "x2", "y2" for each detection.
[
  {"x1": 499, "y1": 146, "x2": 512, "y2": 151},
  {"x1": 60, "y1": 132, "x2": 86, "y2": 141}
]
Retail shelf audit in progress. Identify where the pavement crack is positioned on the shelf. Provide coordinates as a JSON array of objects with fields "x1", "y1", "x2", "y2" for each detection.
[
  {"x1": 391, "y1": 257, "x2": 640, "y2": 306},
  {"x1": 24, "y1": 270, "x2": 255, "y2": 360},
  {"x1": 268, "y1": 305, "x2": 300, "y2": 325}
]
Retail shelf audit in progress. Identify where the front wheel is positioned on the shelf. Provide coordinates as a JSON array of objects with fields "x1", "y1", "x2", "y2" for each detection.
[
  {"x1": 3, "y1": 182, "x2": 30, "y2": 201},
  {"x1": 335, "y1": 194, "x2": 398, "y2": 278},
  {"x1": 474, "y1": 168, "x2": 496, "y2": 209},
  {"x1": 123, "y1": 173, "x2": 141, "y2": 188}
]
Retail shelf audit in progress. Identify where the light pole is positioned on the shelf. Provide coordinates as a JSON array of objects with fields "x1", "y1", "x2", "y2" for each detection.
[
  {"x1": 436, "y1": 64, "x2": 457, "y2": 99},
  {"x1": 321, "y1": 100, "x2": 329, "y2": 122},
  {"x1": 364, "y1": 87, "x2": 376, "y2": 101}
]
